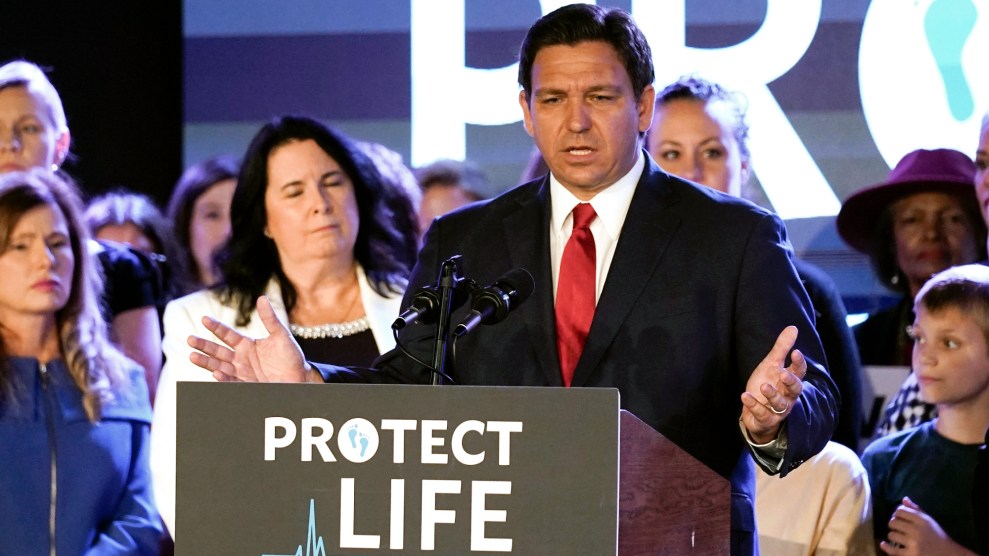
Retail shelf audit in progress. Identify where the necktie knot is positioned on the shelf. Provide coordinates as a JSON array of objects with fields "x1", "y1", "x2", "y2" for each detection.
[{"x1": 572, "y1": 203, "x2": 596, "y2": 230}]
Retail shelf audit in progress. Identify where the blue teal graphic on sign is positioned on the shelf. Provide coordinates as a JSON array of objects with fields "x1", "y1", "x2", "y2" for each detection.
[
  {"x1": 262, "y1": 499, "x2": 327, "y2": 556},
  {"x1": 347, "y1": 423, "x2": 370, "y2": 458},
  {"x1": 860, "y1": 0, "x2": 987, "y2": 167},
  {"x1": 925, "y1": 0, "x2": 977, "y2": 120}
]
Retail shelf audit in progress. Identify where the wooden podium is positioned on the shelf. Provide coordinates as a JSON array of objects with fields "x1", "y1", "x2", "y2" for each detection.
[
  {"x1": 619, "y1": 410, "x2": 729, "y2": 555},
  {"x1": 176, "y1": 383, "x2": 728, "y2": 555}
]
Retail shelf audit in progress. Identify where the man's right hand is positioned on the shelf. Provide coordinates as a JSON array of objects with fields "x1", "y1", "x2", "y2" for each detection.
[{"x1": 187, "y1": 295, "x2": 313, "y2": 383}]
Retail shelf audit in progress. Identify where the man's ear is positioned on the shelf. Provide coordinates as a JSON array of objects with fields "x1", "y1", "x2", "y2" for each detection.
[
  {"x1": 519, "y1": 90, "x2": 535, "y2": 138},
  {"x1": 637, "y1": 85, "x2": 656, "y2": 134}
]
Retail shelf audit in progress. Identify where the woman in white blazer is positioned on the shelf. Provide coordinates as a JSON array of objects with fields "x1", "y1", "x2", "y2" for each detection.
[{"x1": 150, "y1": 116, "x2": 419, "y2": 538}]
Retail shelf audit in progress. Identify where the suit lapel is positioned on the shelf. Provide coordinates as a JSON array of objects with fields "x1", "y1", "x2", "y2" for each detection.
[
  {"x1": 570, "y1": 162, "x2": 683, "y2": 387},
  {"x1": 502, "y1": 178, "x2": 563, "y2": 386}
]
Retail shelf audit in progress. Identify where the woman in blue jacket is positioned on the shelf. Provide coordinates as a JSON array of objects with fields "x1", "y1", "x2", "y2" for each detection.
[{"x1": 0, "y1": 170, "x2": 161, "y2": 554}]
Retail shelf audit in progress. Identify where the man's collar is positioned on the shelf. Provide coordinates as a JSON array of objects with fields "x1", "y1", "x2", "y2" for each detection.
[{"x1": 549, "y1": 151, "x2": 645, "y2": 240}]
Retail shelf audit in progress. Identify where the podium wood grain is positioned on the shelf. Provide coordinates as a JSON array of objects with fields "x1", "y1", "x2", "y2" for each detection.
[{"x1": 619, "y1": 410, "x2": 730, "y2": 555}]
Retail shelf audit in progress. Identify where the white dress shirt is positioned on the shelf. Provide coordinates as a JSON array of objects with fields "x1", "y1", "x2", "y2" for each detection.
[{"x1": 549, "y1": 152, "x2": 644, "y2": 303}]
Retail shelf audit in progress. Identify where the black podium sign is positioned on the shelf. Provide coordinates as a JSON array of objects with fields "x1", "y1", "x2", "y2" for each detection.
[{"x1": 176, "y1": 383, "x2": 619, "y2": 555}]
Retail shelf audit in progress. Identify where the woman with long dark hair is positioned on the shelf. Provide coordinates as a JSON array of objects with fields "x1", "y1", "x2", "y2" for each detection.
[
  {"x1": 150, "y1": 115, "x2": 419, "y2": 538},
  {"x1": 165, "y1": 155, "x2": 239, "y2": 293}
]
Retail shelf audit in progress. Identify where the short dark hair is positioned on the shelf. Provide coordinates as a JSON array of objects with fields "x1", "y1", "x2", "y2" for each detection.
[
  {"x1": 415, "y1": 159, "x2": 488, "y2": 201},
  {"x1": 166, "y1": 155, "x2": 239, "y2": 290},
  {"x1": 216, "y1": 115, "x2": 419, "y2": 327},
  {"x1": 518, "y1": 4, "x2": 654, "y2": 102},
  {"x1": 85, "y1": 190, "x2": 172, "y2": 254},
  {"x1": 916, "y1": 264, "x2": 989, "y2": 348},
  {"x1": 84, "y1": 189, "x2": 186, "y2": 302},
  {"x1": 655, "y1": 75, "x2": 751, "y2": 163}
]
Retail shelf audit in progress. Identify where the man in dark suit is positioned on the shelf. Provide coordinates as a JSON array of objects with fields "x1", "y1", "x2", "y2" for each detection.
[{"x1": 189, "y1": 5, "x2": 838, "y2": 555}]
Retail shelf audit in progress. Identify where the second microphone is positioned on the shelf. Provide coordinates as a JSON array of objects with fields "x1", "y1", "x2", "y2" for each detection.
[{"x1": 453, "y1": 268, "x2": 535, "y2": 338}]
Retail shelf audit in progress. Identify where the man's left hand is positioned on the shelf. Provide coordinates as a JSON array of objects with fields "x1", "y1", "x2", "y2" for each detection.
[{"x1": 741, "y1": 325, "x2": 805, "y2": 444}]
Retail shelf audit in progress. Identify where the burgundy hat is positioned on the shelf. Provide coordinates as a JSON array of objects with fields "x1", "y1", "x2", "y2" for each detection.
[{"x1": 836, "y1": 148, "x2": 978, "y2": 253}]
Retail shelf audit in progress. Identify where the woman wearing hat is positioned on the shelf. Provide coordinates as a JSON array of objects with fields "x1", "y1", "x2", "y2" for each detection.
[{"x1": 837, "y1": 148, "x2": 986, "y2": 435}]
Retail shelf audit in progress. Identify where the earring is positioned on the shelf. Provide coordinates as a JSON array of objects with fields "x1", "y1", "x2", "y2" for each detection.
[
  {"x1": 263, "y1": 227, "x2": 272, "y2": 238},
  {"x1": 53, "y1": 150, "x2": 66, "y2": 172},
  {"x1": 891, "y1": 274, "x2": 900, "y2": 286}
]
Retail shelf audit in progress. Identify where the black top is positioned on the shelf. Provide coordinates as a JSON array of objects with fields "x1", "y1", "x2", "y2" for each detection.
[
  {"x1": 853, "y1": 296, "x2": 913, "y2": 367},
  {"x1": 863, "y1": 422, "x2": 982, "y2": 552},
  {"x1": 975, "y1": 428, "x2": 989, "y2": 555},
  {"x1": 295, "y1": 329, "x2": 379, "y2": 369},
  {"x1": 95, "y1": 240, "x2": 158, "y2": 320},
  {"x1": 794, "y1": 259, "x2": 863, "y2": 452}
]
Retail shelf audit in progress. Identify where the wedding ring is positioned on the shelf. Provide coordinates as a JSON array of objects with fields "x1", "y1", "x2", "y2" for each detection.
[{"x1": 770, "y1": 400, "x2": 789, "y2": 415}]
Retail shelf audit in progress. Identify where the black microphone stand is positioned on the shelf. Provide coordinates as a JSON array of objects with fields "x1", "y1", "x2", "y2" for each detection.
[{"x1": 430, "y1": 256, "x2": 463, "y2": 385}]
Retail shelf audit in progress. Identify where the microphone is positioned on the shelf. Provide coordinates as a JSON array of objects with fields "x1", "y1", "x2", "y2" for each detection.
[
  {"x1": 392, "y1": 279, "x2": 473, "y2": 330},
  {"x1": 453, "y1": 268, "x2": 534, "y2": 338}
]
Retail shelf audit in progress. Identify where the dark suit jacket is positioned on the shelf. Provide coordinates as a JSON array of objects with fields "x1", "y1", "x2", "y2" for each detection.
[
  {"x1": 794, "y1": 259, "x2": 863, "y2": 451},
  {"x1": 327, "y1": 156, "x2": 839, "y2": 555}
]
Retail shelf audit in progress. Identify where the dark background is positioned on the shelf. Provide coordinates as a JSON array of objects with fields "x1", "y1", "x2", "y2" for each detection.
[{"x1": 2, "y1": 2, "x2": 183, "y2": 207}]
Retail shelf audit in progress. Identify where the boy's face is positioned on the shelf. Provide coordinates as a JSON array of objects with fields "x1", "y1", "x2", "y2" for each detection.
[{"x1": 910, "y1": 304, "x2": 989, "y2": 407}]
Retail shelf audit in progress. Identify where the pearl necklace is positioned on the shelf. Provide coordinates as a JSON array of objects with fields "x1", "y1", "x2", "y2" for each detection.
[{"x1": 289, "y1": 316, "x2": 371, "y2": 339}]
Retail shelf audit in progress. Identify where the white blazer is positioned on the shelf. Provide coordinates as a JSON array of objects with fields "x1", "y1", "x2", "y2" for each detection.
[{"x1": 150, "y1": 265, "x2": 404, "y2": 537}]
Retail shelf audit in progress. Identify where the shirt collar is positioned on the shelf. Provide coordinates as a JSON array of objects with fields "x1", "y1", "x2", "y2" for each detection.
[{"x1": 549, "y1": 150, "x2": 644, "y2": 241}]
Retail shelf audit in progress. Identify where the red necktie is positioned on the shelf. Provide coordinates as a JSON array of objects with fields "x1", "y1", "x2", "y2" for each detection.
[{"x1": 556, "y1": 203, "x2": 597, "y2": 387}]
